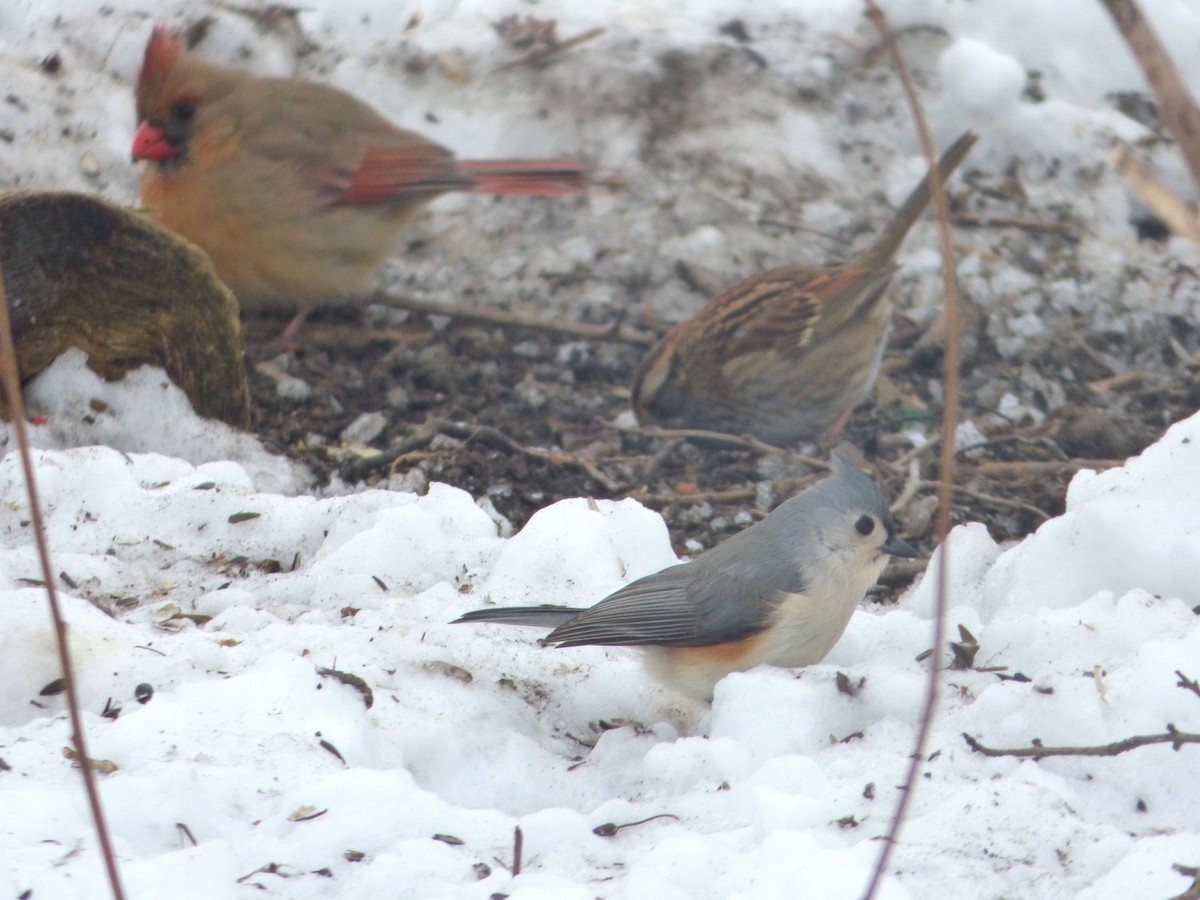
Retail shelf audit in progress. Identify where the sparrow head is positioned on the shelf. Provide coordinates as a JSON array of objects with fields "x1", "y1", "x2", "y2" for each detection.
[{"x1": 630, "y1": 333, "x2": 685, "y2": 428}]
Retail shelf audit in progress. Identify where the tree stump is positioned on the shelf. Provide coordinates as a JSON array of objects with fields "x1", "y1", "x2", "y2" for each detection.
[{"x1": 0, "y1": 190, "x2": 249, "y2": 427}]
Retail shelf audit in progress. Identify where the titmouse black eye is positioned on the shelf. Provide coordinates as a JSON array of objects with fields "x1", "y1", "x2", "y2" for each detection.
[{"x1": 854, "y1": 514, "x2": 875, "y2": 536}]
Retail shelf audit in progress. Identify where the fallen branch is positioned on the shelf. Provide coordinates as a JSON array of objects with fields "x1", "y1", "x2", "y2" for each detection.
[
  {"x1": 975, "y1": 459, "x2": 1124, "y2": 479},
  {"x1": 944, "y1": 481, "x2": 1051, "y2": 520},
  {"x1": 370, "y1": 292, "x2": 657, "y2": 346},
  {"x1": 629, "y1": 481, "x2": 810, "y2": 509},
  {"x1": 249, "y1": 319, "x2": 433, "y2": 352},
  {"x1": 592, "y1": 813, "x2": 680, "y2": 837},
  {"x1": 343, "y1": 417, "x2": 448, "y2": 481},
  {"x1": 1176, "y1": 671, "x2": 1200, "y2": 701},
  {"x1": 1100, "y1": 0, "x2": 1200, "y2": 191},
  {"x1": 1087, "y1": 369, "x2": 1147, "y2": 394},
  {"x1": 444, "y1": 422, "x2": 623, "y2": 492},
  {"x1": 965, "y1": 671, "x2": 1200, "y2": 758},
  {"x1": 495, "y1": 25, "x2": 607, "y2": 71},
  {"x1": 640, "y1": 436, "x2": 684, "y2": 480},
  {"x1": 881, "y1": 455, "x2": 1055, "y2": 519},
  {"x1": 963, "y1": 725, "x2": 1200, "y2": 759},
  {"x1": 606, "y1": 421, "x2": 832, "y2": 464},
  {"x1": 1110, "y1": 141, "x2": 1200, "y2": 246},
  {"x1": 951, "y1": 211, "x2": 1079, "y2": 236},
  {"x1": 343, "y1": 418, "x2": 623, "y2": 493},
  {"x1": 608, "y1": 422, "x2": 773, "y2": 451},
  {"x1": 215, "y1": 2, "x2": 306, "y2": 36}
]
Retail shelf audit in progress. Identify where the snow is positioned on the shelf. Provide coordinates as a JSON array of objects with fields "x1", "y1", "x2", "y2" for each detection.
[{"x1": 4, "y1": 0, "x2": 1200, "y2": 898}]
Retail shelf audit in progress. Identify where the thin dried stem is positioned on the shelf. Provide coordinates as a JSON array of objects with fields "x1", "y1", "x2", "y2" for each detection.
[
  {"x1": 976, "y1": 458, "x2": 1123, "y2": 479},
  {"x1": 1110, "y1": 140, "x2": 1200, "y2": 245},
  {"x1": 0, "y1": 268, "x2": 125, "y2": 897},
  {"x1": 963, "y1": 725, "x2": 1200, "y2": 758},
  {"x1": 861, "y1": 2, "x2": 962, "y2": 896},
  {"x1": 344, "y1": 418, "x2": 624, "y2": 492},
  {"x1": 1177, "y1": 671, "x2": 1200, "y2": 701},
  {"x1": 1099, "y1": 0, "x2": 1200, "y2": 191},
  {"x1": 369, "y1": 291, "x2": 658, "y2": 345},
  {"x1": 494, "y1": 26, "x2": 607, "y2": 71}
]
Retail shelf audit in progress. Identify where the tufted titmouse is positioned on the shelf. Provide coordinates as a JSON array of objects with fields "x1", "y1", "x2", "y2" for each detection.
[{"x1": 454, "y1": 455, "x2": 917, "y2": 699}]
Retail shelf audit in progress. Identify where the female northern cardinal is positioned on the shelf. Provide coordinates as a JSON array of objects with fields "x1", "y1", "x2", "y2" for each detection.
[{"x1": 132, "y1": 26, "x2": 601, "y2": 323}]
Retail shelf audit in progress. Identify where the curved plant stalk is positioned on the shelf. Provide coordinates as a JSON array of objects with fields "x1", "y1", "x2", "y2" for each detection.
[
  {"x1": 0, "y1": 265, "x2": 126, "y2": 899},
  {"x1": 861, "y1": 2, "x2": 962, "y2": 897}
]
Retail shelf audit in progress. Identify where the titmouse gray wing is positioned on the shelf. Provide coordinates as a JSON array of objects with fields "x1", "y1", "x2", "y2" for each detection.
[
  {"x1": 546, "y1": 551, "x2": 807, "y2": 649},
  {"x1": 453, "y1": 606, "x2": 578, "y2": 628}
]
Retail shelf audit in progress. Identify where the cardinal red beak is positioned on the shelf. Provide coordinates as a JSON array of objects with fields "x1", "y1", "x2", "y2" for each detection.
[{"x1": 132, "y1": 122, "x2": 178, "y2": 161}]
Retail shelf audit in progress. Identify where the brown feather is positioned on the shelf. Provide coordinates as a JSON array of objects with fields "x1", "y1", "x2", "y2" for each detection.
[
  {"x1": 632, "y1": 131, "x2": 977, "y2": 445},
  {"x1": 131, "y1": 26, "x2": 602, "y2": 314}
]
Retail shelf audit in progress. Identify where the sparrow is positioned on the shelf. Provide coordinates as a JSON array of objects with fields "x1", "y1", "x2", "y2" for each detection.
[
  {"x1": 132, "y1": 25, "x2": 603, "y2": 329},
  {"x1": 454, "y1": 455, "x2": 916, "y2": 700},
  {"x1": 632, "y1": 131, "x2": 977, "y2": 446}
]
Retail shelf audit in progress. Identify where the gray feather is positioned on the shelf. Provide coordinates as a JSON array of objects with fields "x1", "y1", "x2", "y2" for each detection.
[
  {"x1": 452, "y1": 606, "x2": 579, "y2": 628},
  {"x1": 454, "y1": 454, "x2": 900, "y2": 650},
  {"x1": 546, "y1": 552, "x2": 805, "y2": 648}
]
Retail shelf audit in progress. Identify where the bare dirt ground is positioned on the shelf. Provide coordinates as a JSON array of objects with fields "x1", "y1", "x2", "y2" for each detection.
[
  {"x1": 243, "y1": 279, "x2": 1179, "y2": 596},
  {"x1": 237, "y1": 19, "x2": 1197, "y2": 597}
]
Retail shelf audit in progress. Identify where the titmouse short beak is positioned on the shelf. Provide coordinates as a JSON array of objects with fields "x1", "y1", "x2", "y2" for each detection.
[{"x1": 883, "y1": 533, "x2": 919, "y2": 559}]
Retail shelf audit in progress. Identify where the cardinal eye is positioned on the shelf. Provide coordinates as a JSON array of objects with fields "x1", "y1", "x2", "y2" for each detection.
[
  {"x1": 172, "y1": 100, "x2": 197, "y2": 121},
  {"x1": 854, "y1": 515, "x2": 875, "y2": 536}
]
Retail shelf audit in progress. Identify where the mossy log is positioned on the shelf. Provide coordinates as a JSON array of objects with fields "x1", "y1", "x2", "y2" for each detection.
[{"x1": 0, "y1": 190, "x2": 249, "y2": 427}]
